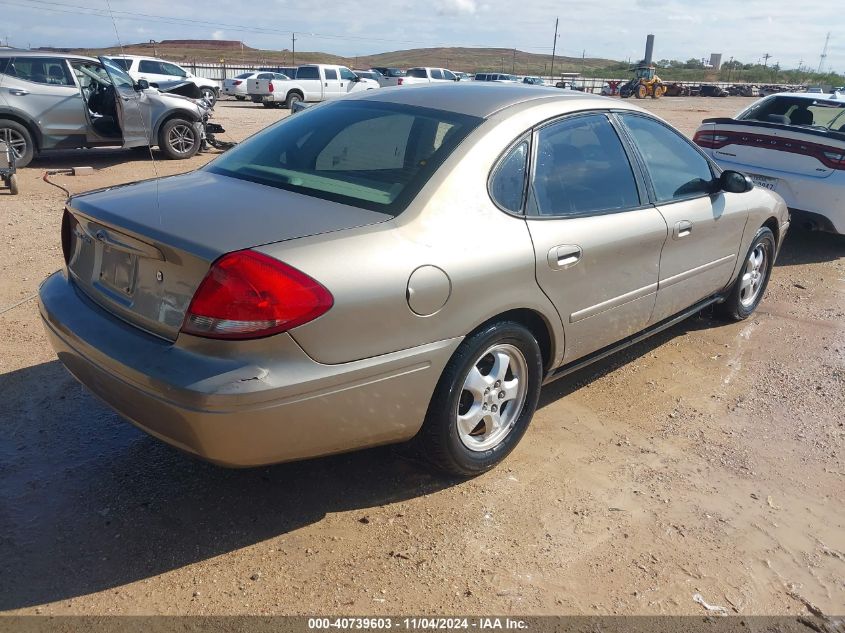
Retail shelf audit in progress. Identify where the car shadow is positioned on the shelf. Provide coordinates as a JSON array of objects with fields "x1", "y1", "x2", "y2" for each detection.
[
  {"x1": 0, "y1": 359, "x2": 457, "y2": 610},
  {"x1": 774, "y1": 227, "x2": 844, "y2": 267}
]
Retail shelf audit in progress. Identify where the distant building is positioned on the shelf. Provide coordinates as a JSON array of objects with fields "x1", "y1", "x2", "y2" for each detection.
[{"x1": 710, "y1": 53, "x2": 723, "y2": 71}]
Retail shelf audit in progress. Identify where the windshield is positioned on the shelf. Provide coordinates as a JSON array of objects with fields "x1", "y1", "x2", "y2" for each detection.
[
  {"x1": 206, "y1": 100, "x2": 482, "y2": 215},
  {"x1": 739, "y1": 96, "x2": 845, "y2": 131}
]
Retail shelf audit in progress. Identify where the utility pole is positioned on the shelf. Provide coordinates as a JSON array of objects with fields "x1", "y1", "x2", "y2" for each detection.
[
  {"x1": 550, "y1": 17, "x2": 559, "y2": 80},
  {"x1": 762, "y1": 52, "x2": 771, "y2": 68},
  {"x1": 501, "y1": 56, "x2": 505, "y2": 72},
  {"x1": 292, "y1": 32, "x2": 297, "y2": 65},
  {"x1": 818, "y1": 32, "x2": 830, "y2": 74},
  {"x1": 512, "y1": 49, "x2": 516, "y2": 73}
]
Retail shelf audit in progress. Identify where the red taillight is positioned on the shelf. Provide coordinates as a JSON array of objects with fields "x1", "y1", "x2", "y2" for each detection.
[
  {"x1": 268, "y1": 82, "x2": 274, "y2": 93},
  {"x1": 397, "y1": 78, "x2": 403, "y2": 86},
  {"x1": 232, "y1": 80, "x2": 242, "y2": 86},
  {"x1": 181, "y1": 250, "x2": 333, "y2": 340},
  {"x1": 693, "y1": 131, "x2": 730, "y2": 149},
  {"x1": 822, "y1": 150, "x2": 845, "y2": 168}
]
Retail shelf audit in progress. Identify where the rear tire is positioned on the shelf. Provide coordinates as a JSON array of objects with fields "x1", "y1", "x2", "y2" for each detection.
[
  {"x1": 235, "y1": 95, "x2": 246, "y2": 101},
  {"x1": 262, "y1": 102, "x2": 279, "y2": 108},
  {"x1": 717, "y1": 227, "x2": 775, "y2": 321},
  {"x1": 286, "y1": 92, "x2": 303, "y2": 109},
  {"x1": 0, "y1": 119, "x2": 35, "y2": 168},
  {"x1": 158, "y1": 118, "x2": 201, "y2": 160},
  {"x1": 417, "y1": 321, "x2": 543, "y2": 477}
]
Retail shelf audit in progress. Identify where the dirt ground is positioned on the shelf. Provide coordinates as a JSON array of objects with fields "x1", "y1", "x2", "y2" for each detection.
[{"x1": 0, "y1": 96, "x2": 843, "y2": 617}]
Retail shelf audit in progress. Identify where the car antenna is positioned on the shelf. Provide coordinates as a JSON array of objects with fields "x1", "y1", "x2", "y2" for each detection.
[{"x1": 103, "y1": 0, "x2": 161, "y2": 222}]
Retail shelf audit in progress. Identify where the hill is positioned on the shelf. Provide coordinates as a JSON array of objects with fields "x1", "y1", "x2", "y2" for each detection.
[{"x1": 42, "y1": 42, "x2": 617, "y2": 75}]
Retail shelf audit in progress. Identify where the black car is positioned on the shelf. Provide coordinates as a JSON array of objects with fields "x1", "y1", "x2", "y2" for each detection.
[{"x1": 699, "y1": 85, "x2": 728, "y2": 97}]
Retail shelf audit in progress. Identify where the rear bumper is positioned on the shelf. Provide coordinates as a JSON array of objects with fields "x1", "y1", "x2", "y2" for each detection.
[
  {"x1": 711, "y1": 157, "x2": 844, "y2": 234},
  {"x1": 39, "y1": 270, "x2": 459, "y2": 467},
  {"x1": 250, "y1": 94, "x2": 277, "y2": 103}
]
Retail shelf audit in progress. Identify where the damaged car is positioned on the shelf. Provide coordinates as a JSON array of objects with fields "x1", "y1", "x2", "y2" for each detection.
[{"x1": 0, "y1": 51, "x2": 224, "y2": 166}]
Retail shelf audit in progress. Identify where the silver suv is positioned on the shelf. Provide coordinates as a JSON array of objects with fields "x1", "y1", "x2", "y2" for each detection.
[{"x1": 0, "y1": 51, "x2": 213, "y2": 167}]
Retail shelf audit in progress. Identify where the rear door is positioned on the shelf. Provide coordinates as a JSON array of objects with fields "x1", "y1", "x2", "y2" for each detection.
[
  {"x1": 521, "y1": 112, "x2": 667, "y2": 363},
  {"x1": 99, "y1": 56, "x2": 149, "y2": 148},
  {"x1": 1, "y1": 56, "x2": 87, "y2": 145},
  {"x1": 618, "y1": 112, "x2": 747, "y2": 323},
  {"x1": 293, "y1": 65, "x2": 324, "y2": 100}
]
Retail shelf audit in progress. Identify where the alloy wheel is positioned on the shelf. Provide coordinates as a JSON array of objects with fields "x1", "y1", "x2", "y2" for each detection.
[
  {"x1": 167, "y1": 124, "x2": 196, "y2": 155},
  {"x1": 739, "y1": 243, "x2": 767, "y2": 307},
  {"x1": 1, "y1": 128, "x2": 27, "y2": 161}
]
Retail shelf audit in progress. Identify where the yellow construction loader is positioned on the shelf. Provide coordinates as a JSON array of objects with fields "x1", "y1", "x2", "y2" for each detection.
[{"x1": 620, "y1": 66, "x2": 666, "y2": 99}]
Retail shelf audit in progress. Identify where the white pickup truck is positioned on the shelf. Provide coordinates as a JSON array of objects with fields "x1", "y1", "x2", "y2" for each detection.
[{"x1": 248, "y1": 64, "x2": 378, "y2": 108}]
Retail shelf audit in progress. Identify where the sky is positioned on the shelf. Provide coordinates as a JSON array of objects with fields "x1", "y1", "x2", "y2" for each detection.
[{"x1": 2, "y1": 0, "x2": 843, "y2": 73}]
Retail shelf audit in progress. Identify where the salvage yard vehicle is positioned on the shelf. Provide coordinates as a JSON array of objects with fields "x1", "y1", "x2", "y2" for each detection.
[
  {"x1": 39, "y1": 84, "x2": 788, "y2": 476},
  {"x1": 694, "y1": 91, "x2": 845, "y2": 234},
  {"x1": 222, "y1": 71, "x2": 263, "y2": 100},
  {"x1": 620, "y1": 65, "x2": 666, "y2": 99},
  {"x1": 249, "y1": 64, "x2": 377, "y2": 108},
  {"x1": 403, "y1": 67, "x2": 459, "y2": 84},
  {"x1": 699, "y1": 85, "x2": 728, "y2": 98},
  {"x1": 370, "y1": 67, "x2": 406, "y2": 87},
  {"x1": 107, "y1": 55, "x2": 220, "y2": 105},
  {"x1": 0, "y1": 51, "x2": 218, "y2": 166}
]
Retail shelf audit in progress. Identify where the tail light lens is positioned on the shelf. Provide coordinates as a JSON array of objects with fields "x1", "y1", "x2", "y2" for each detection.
[
  {"x1": 181, "y1": 250, "x2": 333, "y2": 340},
  {"x1": 61, "y1": 208, "x2": 77, "y2": 266},
  {"x1": 397, "y1": 78, "x2": 403, "y2": 86},
  {"x1": 232, "y1": 80, "x2": 242, "y2": 86},
  {"x1": 268, "y1": 82, "x2": 274, "y2": 93},
  {"x1": 823, "y1": 150, "x2": 845, "y2": 168},
  {"x1": 693, "y1": 131, "x2": 730, "y2": 149}
]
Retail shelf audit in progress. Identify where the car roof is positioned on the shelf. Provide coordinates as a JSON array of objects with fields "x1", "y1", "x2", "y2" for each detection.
[
  {"x1": 765, "y1": 91, "x2": 845, "y2": 101},
  {"x1": 0, "y1": 50, "x2": 98, "y2": 62},
  {"x1": 344, "y1": 82, "x2": 625, "y2": 118}
]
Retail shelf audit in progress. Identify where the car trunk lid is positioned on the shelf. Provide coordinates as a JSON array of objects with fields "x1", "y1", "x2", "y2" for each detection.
[
  {"x1": 696, "y1": 118, "x2": 845, "y2": 178},
  {"x1": 63, "y1": 170, "x2": 390, "y2": 340}
]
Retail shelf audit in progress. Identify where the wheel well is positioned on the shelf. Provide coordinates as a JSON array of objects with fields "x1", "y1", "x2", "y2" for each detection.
[
  {"x1": 0, "y1": 112, "x2": 41, "y2": 151},
  {"x1": 762, "y1": 217, "x2": 780, "y2": 245},
  {"x1": 287, "y1": 89, "x2": 304, "y2": 99},
  {"x1": 469, "y1": 309, "x2": 555, "y2": 373}
]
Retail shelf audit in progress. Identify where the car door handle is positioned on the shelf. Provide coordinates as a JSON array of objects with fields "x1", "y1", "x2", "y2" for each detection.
[
  {"x1": 8, "y1": 89, "x2": 29, "y2": 96},
  {"x1": 547, "y1": 245, "x2": 582, "y2": 270},
  {"x1": 674, "y1": 220, "x2": 693, "y2": 239}
]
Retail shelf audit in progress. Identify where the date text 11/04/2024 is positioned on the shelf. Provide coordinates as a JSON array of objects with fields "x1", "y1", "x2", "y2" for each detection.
[{"x1": 307, "y1": 617, "x2": 529, "y2": 630}]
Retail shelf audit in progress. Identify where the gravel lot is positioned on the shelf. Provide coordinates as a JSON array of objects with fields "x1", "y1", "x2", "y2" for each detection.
[{"x1": 0, "y1": 96, "x2": 843, "y2": 616}]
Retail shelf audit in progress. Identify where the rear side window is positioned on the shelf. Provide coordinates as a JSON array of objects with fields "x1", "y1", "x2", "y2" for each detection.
[
  {"x1": 619, "y1": 114, "x2": 714, "y2": 203},
  {"x1": 297, "y1": 66, "x2": 319, "y2": 79},
  {"x1": 207, "y1": 101, "x2": 482, "y2": 215},
  {"x1": 407, "y1": 68, "x2": 427, "y2": 78},
  {"x1": 2, "y1": 57, "x2": 74, "y2": 86},
  {"x1": 109, "y1": 58, "x2": 132, "y2": 71},
  {"x1": 530, "y1": 114, "x2": 640, "y2": 217},
  {"x1": 138, "y1": 60, "x2": 163, "y2": 74},
  {"x1": 324, "y1": 68, "x2": 338, "y2": 80},
  {"x1": 490, "y1": 140, "x2": 528, "y2": 213}
]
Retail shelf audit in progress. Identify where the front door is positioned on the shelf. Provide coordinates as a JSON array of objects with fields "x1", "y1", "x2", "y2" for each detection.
[
  {"x1": 321, "y1": 68, "x2": 344, "y2": 100},
  {"x1": 524, "y1": 112, "x2": 667, "y2": 364},
  {"x1": 616, "y1": 113, "x2": 748, "y2": 323},
  {"x1": 99, "y1": 56, "x2": 149, "y2": 148}
]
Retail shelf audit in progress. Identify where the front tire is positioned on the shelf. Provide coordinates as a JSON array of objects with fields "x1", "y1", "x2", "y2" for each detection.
[
  {"x1": 200, "y1": 87, "x2": 217, "y2": 106},
  {"x1": 636, "y1": 84, "x2": 647, "y2": 99},
  {"x1": 158, "y1": 118, "x2": 201, "y2": 160},
  {"x1": 717, "y1": 227, "x2": 775, "y2": 320},
  {"x1": 417, "y1": 321, "x2": 543, "y2": 477},
  {"x1": 0, "y1": 119, "x2": 35, "y2": 168}
]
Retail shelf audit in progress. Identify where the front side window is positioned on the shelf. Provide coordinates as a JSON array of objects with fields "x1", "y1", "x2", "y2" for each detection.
[
  {"x1": 619, "y1": 113, "x2": 714, "y2": 203},
  {"x1": 443, "y1": 70, "x2": 456, "y2": 81},
  {"x1": 206, "y1": 101, "x2": 481, "y2": 215},
  {"x1": 161, "y1": 62, "x2": 187, "y2": 77},
  {"x1": 339, "y1": 67, "x2": 356, "y2": 81},
  {"x1": 490, "y1": 140, "x2": 528, "y2": 213},
  {"x1": 530, "y1": 114, "x2": 640, "y2": 217},
  {"x1": 3, "y1": 57, "x2": 74, "y2": 86},
  {"x1": 324, "y1": 68, "x2": 338, "y2": 80}
]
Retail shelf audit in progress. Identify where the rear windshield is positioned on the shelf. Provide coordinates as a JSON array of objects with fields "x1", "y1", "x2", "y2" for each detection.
[
  {"x1": 206, "y1": 100, "x2": 482, "y2": 215},
  {"x1": 407, "y1": 68, "x2": 427, "y2": 78},
  {"x1": 235, "y1": 72, "x2": 253, "y2": 79},
  {"x1": 739, "y1": 96, "x2": 845, "y2": 131},
  {"x1": 386, "y1": 69, "x2": 405, "y2": 77}
]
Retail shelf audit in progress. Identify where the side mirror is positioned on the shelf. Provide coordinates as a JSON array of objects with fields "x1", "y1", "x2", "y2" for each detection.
[
  {"x1": 350, "y1": 76, "x2": 360, "y2": 83},
  {"x1": 134, "y1": 79, "x2": 149, "y2": 91},
  {"x1": 719, "y1": 170, "x2": 753, "y2": 193}
]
